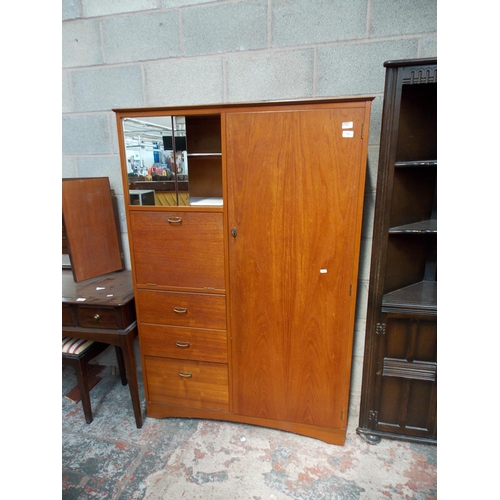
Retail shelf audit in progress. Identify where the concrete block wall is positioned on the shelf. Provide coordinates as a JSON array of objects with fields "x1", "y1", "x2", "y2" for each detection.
[{"x1": 62, "y1": 0, "x2": 437, "y2": 401}]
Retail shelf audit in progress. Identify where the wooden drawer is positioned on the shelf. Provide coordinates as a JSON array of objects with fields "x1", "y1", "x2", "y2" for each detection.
[
  {"x1": 130, "y1": 211, "x2": 225, "y2": 290},
  {"x1": 137, "y1": 290, "x2": 226, "y2": 330},
  {"x1": 145, "y1": 356, "x2": 229, "y2": 411},
  {"x1": 77, "y1": 306, "x2": 119, "y2": 329},
  {"x1": 140, "y1": 324, "x2": 227, "y2": 363},
  {"x1": 62, "y1": 304, "x2": 75, "y2": 326}
]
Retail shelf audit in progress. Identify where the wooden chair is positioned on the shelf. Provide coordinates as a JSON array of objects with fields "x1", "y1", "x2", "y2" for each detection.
[{"x1": 62, "y1": 337, "x2": 127, "y2": 424}]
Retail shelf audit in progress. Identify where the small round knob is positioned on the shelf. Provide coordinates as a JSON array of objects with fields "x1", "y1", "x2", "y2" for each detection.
[{"x1": 94, "y1": 314, "x2": 100, "y2": 321}]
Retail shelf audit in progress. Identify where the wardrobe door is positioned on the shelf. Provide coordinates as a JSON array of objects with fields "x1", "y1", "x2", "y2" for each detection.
[{"x1": 226, "y1": 106, "x2": 367, "y2": 428}]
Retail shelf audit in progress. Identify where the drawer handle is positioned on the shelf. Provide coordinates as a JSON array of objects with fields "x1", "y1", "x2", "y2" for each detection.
[
  {"x1": 167, "y1": 217, "x2": 182, "y2": 224},
  {"x1": 176, "y1": 341, "x2": 190, "y2": 348},
  {"x1": 179, "y1": 371, "x2": 192, "y2": 378},
  {"x1": 94, "y1": 314, "x2": 100, "y2": 321},
  {"x1": 173, "y1": 307, "x2": 187, "y2": 314}
]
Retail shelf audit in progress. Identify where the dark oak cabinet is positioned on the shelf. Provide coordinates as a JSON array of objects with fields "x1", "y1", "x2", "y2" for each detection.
[{"x1": 357, "y1": 58, "x2": 437, "y2": 445}]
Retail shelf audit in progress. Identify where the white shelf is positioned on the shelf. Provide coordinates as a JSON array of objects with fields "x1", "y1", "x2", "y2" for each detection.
[{"x1": 190, "y1": 197, "x2": 223, "y2": 206}]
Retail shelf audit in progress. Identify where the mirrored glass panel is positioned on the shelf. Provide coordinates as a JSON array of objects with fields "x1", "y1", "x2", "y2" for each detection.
[{"x1": 121, "y1": 114, "x2": 222, "y2": 207}]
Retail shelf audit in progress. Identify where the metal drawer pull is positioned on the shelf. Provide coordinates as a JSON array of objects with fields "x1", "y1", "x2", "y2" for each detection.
[
  {"x1": 176, "y1": 341, "x2": 190, "y2": 348},
  {"x1": 94, "y1": 314, "x2": 100, "y2": 321},
  {"x1": 167, "y1": 217, "x2": 182, "y2": 224},
  {"x1": 179, "y1": 371, "x2": 192, "y2": 378},
  {"x1": 173, "y1": 307, "x2": 187, "y2": 314}
]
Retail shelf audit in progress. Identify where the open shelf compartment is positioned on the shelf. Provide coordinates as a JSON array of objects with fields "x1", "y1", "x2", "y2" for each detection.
[{"x1": 382, "y1": 280, "x2": 437, "y2": 315}]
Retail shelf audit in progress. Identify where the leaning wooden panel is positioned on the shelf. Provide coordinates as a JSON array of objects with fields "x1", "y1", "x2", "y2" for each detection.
[{"x1": 62, "y1": 177, "x2": 124, "y2": 282}]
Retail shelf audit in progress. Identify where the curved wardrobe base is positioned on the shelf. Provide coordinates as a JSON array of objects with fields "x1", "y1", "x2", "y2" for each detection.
[{"x1": 146, "y1": 402, "x2": 347, "y2": 446}]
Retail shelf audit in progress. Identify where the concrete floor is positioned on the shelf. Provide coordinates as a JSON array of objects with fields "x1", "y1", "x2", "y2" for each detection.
[{"x1": 62, "y1": 351, "x2": 437, "y2": 499}]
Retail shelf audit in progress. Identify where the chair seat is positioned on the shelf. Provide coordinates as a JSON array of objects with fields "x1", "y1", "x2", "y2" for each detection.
[
  {"x1": 62, "y1": 337, "x2": 95, "y2": 356},
  {"x1": 62, "y1": 337, "x2": 109, "y2": 424},
  {"x1": 62, "y1": 338, "x2": 127, "y2": 424}
]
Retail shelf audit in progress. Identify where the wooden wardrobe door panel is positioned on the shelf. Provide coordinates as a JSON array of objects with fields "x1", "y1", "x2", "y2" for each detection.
[{"x1": 227, "y1": 107, "x2": 367, "y2": 428}]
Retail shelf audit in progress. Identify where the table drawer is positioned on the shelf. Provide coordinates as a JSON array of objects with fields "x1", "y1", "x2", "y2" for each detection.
[
  {"x1": 137, "y1": 290, "x2": 226, "y2": 329},
  {"x1": 62, "y1": 304, "x2": 75, "y2": 326},
  {"x1": 140, "y1": 324, "x2": 227, "y2": 363},
  {"x1": 145, "y1": 356, "x2": 229, "y2": 411},
  {"x1": 77, "y1": 306, "x2": 118, "y2": 329},
  {"x1": 130, "y1": 211, "x2": 225, "y2": 290}
]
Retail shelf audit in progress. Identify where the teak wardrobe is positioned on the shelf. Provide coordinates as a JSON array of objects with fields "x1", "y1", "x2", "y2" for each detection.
[{"x1": 115, "y1": 98, "x2": 373, "y2": 445}]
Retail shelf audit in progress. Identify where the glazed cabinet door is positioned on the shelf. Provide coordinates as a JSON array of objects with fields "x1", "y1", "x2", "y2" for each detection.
[{"x1": 226, "y1": 106, "x2": 368, "y2": 428}]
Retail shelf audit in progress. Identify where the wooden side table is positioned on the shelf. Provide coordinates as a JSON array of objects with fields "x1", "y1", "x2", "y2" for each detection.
[{"x1": 62, "y1": 269, "x2": 142, "y2": 428}]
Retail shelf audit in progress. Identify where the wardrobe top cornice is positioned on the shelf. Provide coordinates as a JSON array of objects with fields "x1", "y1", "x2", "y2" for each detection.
[{"x1": 113, "y1": 96, "x2": 375, "y2": 116}]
